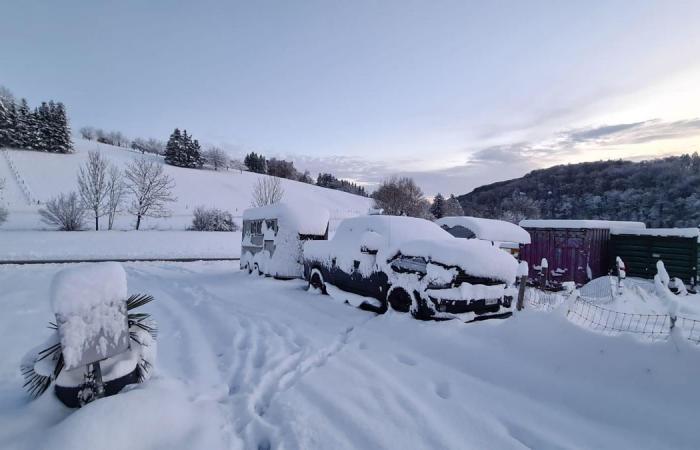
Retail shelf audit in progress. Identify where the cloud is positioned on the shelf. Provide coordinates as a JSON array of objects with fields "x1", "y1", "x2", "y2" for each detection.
[{"x1": 563, "y1": 118, "x2": 700, "y2": 146}]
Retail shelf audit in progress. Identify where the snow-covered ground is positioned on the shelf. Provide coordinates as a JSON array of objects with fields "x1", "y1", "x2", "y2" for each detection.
[
  {"x1": 0, "y1": 231, "x2": 241, "y2": 261},
  {"x1": 0, "y1": 142, "x2": 373, "y2": 230},
  {"x1": 1, "y1": 262, "x2": 699, "y2": 450}
]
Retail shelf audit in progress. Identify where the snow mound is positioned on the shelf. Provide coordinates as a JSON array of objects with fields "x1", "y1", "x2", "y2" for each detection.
[
  {"x1": 436, "y1": 216, "x2": 531, "y2": 244},
  {"x1": 520, "y1": 219, "x2": 646, "y2": 230},
  {"x1": 51, "y1": 262, "x2": 129, "y2": 369}
]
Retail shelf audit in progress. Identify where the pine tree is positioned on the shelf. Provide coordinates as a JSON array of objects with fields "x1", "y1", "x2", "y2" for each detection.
[
  {"x1": 5, "y1": 102, "x2": 19, "y2": 148},
  {"x1": 430, "y1": 193, "x2": 445, "y2": 219},
  {"x1": 16, "y1": 99, "x2": 33, "y2": 149},
  {"x1": 164, "y1": 128, "x2": 183, "y2": 166},
  {"x1": 53, "y1": 102, "x2": 73, "y2": 153},
  {"x1": 188, "y1": 138, "x2": 204, "y2": 168},
  {"x1": 34, "y1": 102, "x2": 51, "y2": 151},
  {"x1": 0, "y1": 99, "x2": 11, "y2": 147},
  {"x1": 443, "y1": 194, "x2": 464, "y2": 217}
]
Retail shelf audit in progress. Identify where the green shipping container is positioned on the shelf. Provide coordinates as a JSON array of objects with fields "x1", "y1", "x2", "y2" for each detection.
[{"x1": 609, "y1": 231, "x2": 699, "y2": 284}]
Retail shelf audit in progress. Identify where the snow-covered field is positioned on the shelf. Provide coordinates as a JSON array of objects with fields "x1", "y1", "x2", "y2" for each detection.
[
  {"x1": 0, "y1": 231, "x2": 241, "y2": 261},
  {"x1": 1, "y1": 261, "x2": 699, "y2": 450},
  {"x1": 0, "y1": 142, "x2": 373, "y2": 230}
]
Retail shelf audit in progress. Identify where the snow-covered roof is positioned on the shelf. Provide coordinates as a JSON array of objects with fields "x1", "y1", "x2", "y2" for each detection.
[
  {"x1": 333, "y1": 215, "x2": 453, "y2": 247},
  {"x1": 242, "y1": 203, "x2": 330, "y2": 235},
  {"x1": 436, "y1": 216, "x2": 531, "y2": 244},
  {"x1": 611, "y1": 227, "x2": 700, "y2": 239},
  {"x1": 519, "y1": 220, "x2": 646, "y2": 230}
]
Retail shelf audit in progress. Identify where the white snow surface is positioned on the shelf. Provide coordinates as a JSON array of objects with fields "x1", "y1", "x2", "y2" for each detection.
[
  {"x1": 520, "y1": 219, "x2": 647, "y2": 230},
  {"x1": 51, "y1": 262, "x2": 127, "y2": 317},
  {"x1": 0, "y1": 230, "x2": 241, "y2": 261},
  {"x1": 611, "y1": 227, "x2": 700, "y2": 239},
  {"x1": 0, "y1": 140, "x2": 372, "y2": 231},
  {"x1": 436, "y1": 216, "x2": 531, "y2": 244},
  {"x1": 1, "y1": 262, "x2": 700, "y2": 449},
  {"x1": 242, "y1": 203, "x2": 330, "y2": 236}
]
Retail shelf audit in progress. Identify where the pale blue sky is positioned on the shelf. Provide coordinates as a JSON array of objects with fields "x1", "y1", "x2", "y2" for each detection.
[{"x1": 3, "y1": 0, "x2": 700, "y2": 194}]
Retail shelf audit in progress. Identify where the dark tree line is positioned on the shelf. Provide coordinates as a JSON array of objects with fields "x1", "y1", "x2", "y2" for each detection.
[
  {"x1": 242, "y1": 152, "x2": 368, "y2": 197},
  {"x1": 0, "y1": 95, "x2": 72, "y2": 153},
  {"x1": 164, "y1": 128, "x2": 204, "y2": 168},
  {"x1": 316, "y1": 173, "x2": 367, "y2": 196},
  {"x1": 457, "y1": 154, "x2": 700, "y2": 227}
]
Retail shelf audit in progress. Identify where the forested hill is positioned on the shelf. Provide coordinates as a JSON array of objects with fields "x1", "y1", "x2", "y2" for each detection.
[{"x1": 457, "y1": 154, "x2": 700, "y2": 227}]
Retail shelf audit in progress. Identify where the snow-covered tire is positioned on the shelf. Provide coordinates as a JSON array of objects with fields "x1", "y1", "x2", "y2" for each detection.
[
  {"x1": 308, "y1": 268, "x2": 328, "y2": 295},
  {"x1": 254, "y1": 263, "x2": 262, "y2": 276},
  {"x1": 387, "y1": 286, "x2": 412, "y2": 313}
]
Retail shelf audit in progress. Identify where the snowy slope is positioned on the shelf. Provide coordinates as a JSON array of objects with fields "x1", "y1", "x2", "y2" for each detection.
[
  {"x1": 0, "y1": 140, "x2": 373, "y2": 230},
  {"x1": 1, "y1": 262, "x2": 699, "y2": 450}
]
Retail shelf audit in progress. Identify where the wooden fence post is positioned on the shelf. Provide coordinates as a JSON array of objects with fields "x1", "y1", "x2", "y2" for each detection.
[{"x1": 517, "y1": 275, "x2": 527, "y2": 311}]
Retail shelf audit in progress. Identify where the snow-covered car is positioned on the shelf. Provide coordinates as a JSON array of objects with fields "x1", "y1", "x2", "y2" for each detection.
[{"x1": 303, "y1": 215, "x2": 519, "y2": 321}]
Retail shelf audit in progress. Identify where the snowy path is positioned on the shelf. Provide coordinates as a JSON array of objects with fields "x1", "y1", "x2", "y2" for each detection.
[{"x1": 1, "y1": 262, "x2": 700, "y2": 449}]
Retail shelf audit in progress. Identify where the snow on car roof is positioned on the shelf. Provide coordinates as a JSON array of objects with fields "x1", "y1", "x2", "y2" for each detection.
[
  {"x1": 611, "y1": 227, "x2": 700, "y2": 239},
  {"x1": 243, "y1": 202, "x2": 330, "y2": 235},
  {"x1": 519, "y1": 219, "x2": 646, "y2": 230},
  {"x1": 393, "y1": 238, "x2": 518, "y2": 284},
  {"x1": 436, "y1": 216, "x2": 531, "y2": 244},
  {"x1": 335, "y1": 215, "x2": 453, "y2": 246}
]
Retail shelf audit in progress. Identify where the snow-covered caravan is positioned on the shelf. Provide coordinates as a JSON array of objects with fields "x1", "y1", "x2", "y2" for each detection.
[
  {"x1": 241, "y1": 203, "x2": 330, "y2": 279},
  {"x1": 436, "y1": 216, "x2": 531, "y2": 257},
  {"x1": 519, "y1": 220, "x2": 646, "y2": 286}
]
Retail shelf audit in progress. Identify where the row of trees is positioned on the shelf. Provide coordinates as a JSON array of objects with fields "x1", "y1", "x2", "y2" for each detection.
[
  {"x1": 0, "y1": 92, "x2": 72, "y2": 153},
  {"x1": 458, "y1": 153, "x2": 700, "y2": 226},
  {"x1": 371, "y1": 176, "x2": 464, "y2": 219},
  {"x1": 243, "y1": 152, "x2": 368, "y2": 197},
  {"x1": 39, "y1": 152, "x2": 176, "y2": 231}
]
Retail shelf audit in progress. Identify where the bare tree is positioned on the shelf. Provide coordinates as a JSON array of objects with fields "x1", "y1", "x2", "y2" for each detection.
[
  {"x1": 0, "y1": 86, "x2": 14, "y2": 107},
  {"x1": 79, "y1": 126, "x2": 96, "y2": 141},
  {"x1": 372, "y1": 176, "x2": 431, "y2": 218},
  {"x1": 77, "y1": 151, "x2": 109, "y2": 230},
  {"x1": 443, "y1": 194, "x2": 465, "y2": 217},
  {"x1": 125, "y1": 157, "x2": 176, "y2": 230},
  {"x1": 251, "y1": 177, "x2": 284, "y2": 207},
  {"x1": 204, "y1": 147, "x2": 228, "y2": 171},
  {"x1": 39, "y1": 192, "x2": 85, "y2": 231},
  {"x1": 105, "y1": 165, "x2": 126, "y2": 230}
]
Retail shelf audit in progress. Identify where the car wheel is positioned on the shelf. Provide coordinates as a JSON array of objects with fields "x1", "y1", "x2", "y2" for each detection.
[
  {"x1": 387, "y1": 286, "x2": 412, "y2": 313},
  {"x1": 309, "y1": 268, "x2": 328, "y2": 295},
  {"x1": 254, "y1": 263, "x2": 262, "y2": 276}
]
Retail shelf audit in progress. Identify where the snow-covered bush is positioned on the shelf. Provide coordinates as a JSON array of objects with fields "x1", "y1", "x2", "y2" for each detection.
[
  {"x1": 39, "y1": 192, "x2": 86, "y2": 231},
  {"x1": 0, "y1": 177, "x2": 7, "y2": 225},
  {"x1": 189, "y1": 206, "x2": 239, "y2": 231}
]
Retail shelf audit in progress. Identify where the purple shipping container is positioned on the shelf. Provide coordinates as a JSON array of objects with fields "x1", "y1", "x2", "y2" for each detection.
[{"x1": 519, "y1": 226, "x2": 612, "y2": 286}]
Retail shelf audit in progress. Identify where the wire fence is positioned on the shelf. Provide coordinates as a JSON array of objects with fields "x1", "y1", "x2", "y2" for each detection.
[
  {"x1": 567, "y1": 297, "x2": 671, "y2": 338},
  {"x1": 578, "y1": 276, "x2": 616, "y2": 304},
  {"x1": 524, "y1": 287, "x2": 565, "y2": 311},
  {"x1": 567, "y1": 296, "x2": 700, "y2": 345}
]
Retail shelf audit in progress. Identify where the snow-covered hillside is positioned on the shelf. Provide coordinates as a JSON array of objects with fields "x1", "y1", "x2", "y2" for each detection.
[{"x1": 0, "y1": 140, "x2": 373, "y2": 230}]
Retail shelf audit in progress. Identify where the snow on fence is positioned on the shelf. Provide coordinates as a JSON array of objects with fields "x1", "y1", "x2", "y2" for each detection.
[
  {"x1": 524, "y1": 287, "x2": 564, "y2": 311},
  {"x1": 578, "y1": 276, "x2": 616, "y2": 304},
  {"x1": 567, "y1": 296, "x2": 700, "y2": 344},
  {"x1": 567, "y1": 297, "x2": 671, "y2": 338}
]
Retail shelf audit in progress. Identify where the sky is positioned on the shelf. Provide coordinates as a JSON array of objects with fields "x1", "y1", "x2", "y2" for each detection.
[{"x1": 2, "y1": 0, "x2": 700, "y2": 196}]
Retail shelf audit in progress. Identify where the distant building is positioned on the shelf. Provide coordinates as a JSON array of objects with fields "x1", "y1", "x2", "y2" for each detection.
[{"x1": 436, "y1": 216, "x2": 531, "y2": 258}]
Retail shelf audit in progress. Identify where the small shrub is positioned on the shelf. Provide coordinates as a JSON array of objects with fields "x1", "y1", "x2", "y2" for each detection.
[
  {"x1": 39, "y1": 192, "x2": 86, "y2": 231},
  {"x1": 190, "y1": 206, "x2": 238, "y2": 231},
  {"x1": 0, "y1": 206, "x2": 8, "y2": 225}
]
